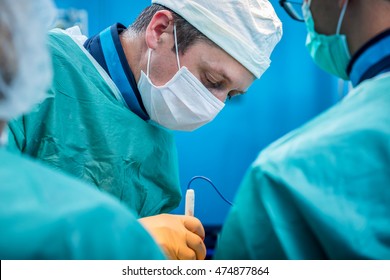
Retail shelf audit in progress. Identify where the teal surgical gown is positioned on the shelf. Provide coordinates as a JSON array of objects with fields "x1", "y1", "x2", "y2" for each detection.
[
  {"x1": 7, "y1": 29, "x2": 181, "y2": 218},
  {"x1": 0, "y1": 148, "x2": 165, "y2": 259},
  {"x1": 215, "y1": 73, "x2": 390, "y2": 259}
]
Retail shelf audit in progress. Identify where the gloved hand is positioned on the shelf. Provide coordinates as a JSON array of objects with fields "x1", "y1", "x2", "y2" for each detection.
[{"x1": 139, "y1": 214, "x2": 206, "y2": 260}]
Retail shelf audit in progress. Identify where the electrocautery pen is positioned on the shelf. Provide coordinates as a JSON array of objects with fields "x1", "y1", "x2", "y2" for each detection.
[{"x1": 185, "y1": 189, "x2": 195, "y2": 216}]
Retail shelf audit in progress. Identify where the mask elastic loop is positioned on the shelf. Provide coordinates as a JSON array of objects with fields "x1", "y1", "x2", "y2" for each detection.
[
  {"x1": 173, "y1": 24, "x2": 181, "y2": 70},
  {"x1": 146, "y1": 24, "x2": 180, "y2": 77},
  {"x1": 336, "y1": 0, "x2": 349, "y2": 35},
  {"x1": 146, "y1": 48, "x2": 152, "y2": 77}
]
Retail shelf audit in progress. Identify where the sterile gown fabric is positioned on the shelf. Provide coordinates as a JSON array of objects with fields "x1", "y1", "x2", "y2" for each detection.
[
  {"x1": 214, "y1": 73, "x2": 390, "y2": 259},
  {"x1": 7, "y1": 29, "x2": 181, "y2": 218},
  {"x1": 0, "y1": 148, "x2": 165, "y2": 260}
]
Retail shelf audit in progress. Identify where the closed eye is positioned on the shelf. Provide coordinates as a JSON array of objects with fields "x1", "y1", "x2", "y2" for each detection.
[{"x1": 205, "y1": 73, "x2": 224, "y2": 90}]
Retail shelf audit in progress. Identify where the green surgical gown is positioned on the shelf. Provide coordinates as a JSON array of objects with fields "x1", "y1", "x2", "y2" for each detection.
[
  {"x1": 7, "y1": 29, "x2": 181, "y2": 218},
  {"x1": 215, "y1": 73, "x2": 390, "y2": 259},
  {"x1": 0, "y1": 148, "x2": 165, "y2": 259}
]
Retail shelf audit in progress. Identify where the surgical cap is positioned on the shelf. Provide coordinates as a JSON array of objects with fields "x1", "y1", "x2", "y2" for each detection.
[
  {"x1": 152, "y1": 0, "x2": 283, "y2": 79},
  {"x1": 0, "y1": 0, "x2": 55, "y2": 120}
]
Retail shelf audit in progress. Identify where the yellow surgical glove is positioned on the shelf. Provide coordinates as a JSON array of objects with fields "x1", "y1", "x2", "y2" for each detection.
[{"x1": 139, "y1": 214, "x2": 206, "y2": 260}]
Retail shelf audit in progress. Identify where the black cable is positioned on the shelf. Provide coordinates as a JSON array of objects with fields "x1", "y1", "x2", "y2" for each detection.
[{"x1": 187, "y1": 176, "x2": 233, "y2": 206}]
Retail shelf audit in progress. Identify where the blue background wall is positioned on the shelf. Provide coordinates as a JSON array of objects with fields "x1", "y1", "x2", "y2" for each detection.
[{"x1": 54, "y1": 0, "x2": 340, "y2": 225}]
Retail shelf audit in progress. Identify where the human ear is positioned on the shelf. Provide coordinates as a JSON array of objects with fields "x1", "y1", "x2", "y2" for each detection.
[{"x1": 145, "y1": 10, "x2": 174, "y2": 50}]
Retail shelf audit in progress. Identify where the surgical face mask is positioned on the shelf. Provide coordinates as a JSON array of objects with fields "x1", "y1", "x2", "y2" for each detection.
[
  {"x1": 137, "y1": 25, "x2": 225, "y2": 131},
  {"x1": 302, "y1": 0, "x2": 351, "y2": 80}
]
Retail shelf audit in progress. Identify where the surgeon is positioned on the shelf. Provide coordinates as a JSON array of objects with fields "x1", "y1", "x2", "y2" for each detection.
[
  {"x1": 6, "y1": 0, "x2": 282, "y2": 259},
  {"x1": 215, "y1": 0, "x2": 390, "y2": 259},
  {"x1": 0, "y1": 0, "x2": 167, "y2": 260}
]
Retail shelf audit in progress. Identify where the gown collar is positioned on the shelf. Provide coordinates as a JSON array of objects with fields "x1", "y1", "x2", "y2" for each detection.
[
  {"x1": 347, "y1": 29, "x2": 390, "y2": 87},
  {"x1": 84, "y1": 23, "x2": 149, "y2": 120}
]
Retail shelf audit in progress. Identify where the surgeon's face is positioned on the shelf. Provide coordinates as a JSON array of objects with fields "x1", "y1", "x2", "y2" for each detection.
[
  {"x1": 148, "y1": 39, "x2": 255, "y2": 102},
  {"x1": 307, "y1": 0, "x2": 345, "y2": 35},
  {"x1": 138, "y1": 10, "x2": 255, "y2": 103}
]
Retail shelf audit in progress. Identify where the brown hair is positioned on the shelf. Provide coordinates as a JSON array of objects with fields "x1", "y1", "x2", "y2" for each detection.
[{"x1": 128, "y1": 4, "x2": 215, "y2": 54}]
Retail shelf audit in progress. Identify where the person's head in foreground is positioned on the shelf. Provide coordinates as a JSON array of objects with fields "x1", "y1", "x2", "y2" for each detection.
[
  {"x1": 0, "y1": 0, "x2": 53, "y2": 130},
  {"x1": 279, "y1": 0, "x2": 390, "y2": 82}
]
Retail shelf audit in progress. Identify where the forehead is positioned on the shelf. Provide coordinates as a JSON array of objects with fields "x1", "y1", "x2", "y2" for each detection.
[{"x1": 182, "y1": 40, "x2": 256, "y2": 88}]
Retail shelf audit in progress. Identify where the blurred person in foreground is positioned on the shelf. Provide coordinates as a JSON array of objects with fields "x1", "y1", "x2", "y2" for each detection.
[
  {"x1": 0, "y1": 0, "x2": 166, "y2": 260},
  {"x1": 215, "y1": 0, "x2": 390, "y2": 259}
]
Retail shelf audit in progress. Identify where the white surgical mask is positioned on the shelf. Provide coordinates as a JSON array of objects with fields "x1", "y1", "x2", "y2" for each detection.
[{"x1": 137, "y1": 25, "x2": 225, "y2": 131}]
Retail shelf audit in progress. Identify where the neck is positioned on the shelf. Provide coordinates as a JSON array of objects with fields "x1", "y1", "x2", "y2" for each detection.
[
  {"x1": 119, "y1": 30, "x2": 148, "y2": 84},
  {"x1": 345, "y1": 0, "x2": 390, "y2": 55},
  {"x1": 0, "y1": 121, "x2": 6, "y2": 141},
  {"x1": 0, "y1": 121, "x2": 5, "y2": 133}
]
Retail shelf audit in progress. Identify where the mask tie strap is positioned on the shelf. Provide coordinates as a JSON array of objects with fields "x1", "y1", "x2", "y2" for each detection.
[
  {"x1": 146, "y1": 48, "x2": 152, "y2": 77},
  {"x1": 336, "y1": 0, "x2": 350, "y2": 97},
  {"x1": 336, "y1": 0, "x2": 349, "y2": 34},
  {"x1": 173, "y1": 24, "x2": 181, "y2": 70}
]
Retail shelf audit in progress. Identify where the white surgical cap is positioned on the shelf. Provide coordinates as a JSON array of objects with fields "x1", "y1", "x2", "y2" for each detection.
[
  {"x1": 152, "y1": 0, "x2": 283, "y2": 79},
  {"x1": 0, "y1": 0, "x2": 56, "y2": 121}
]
